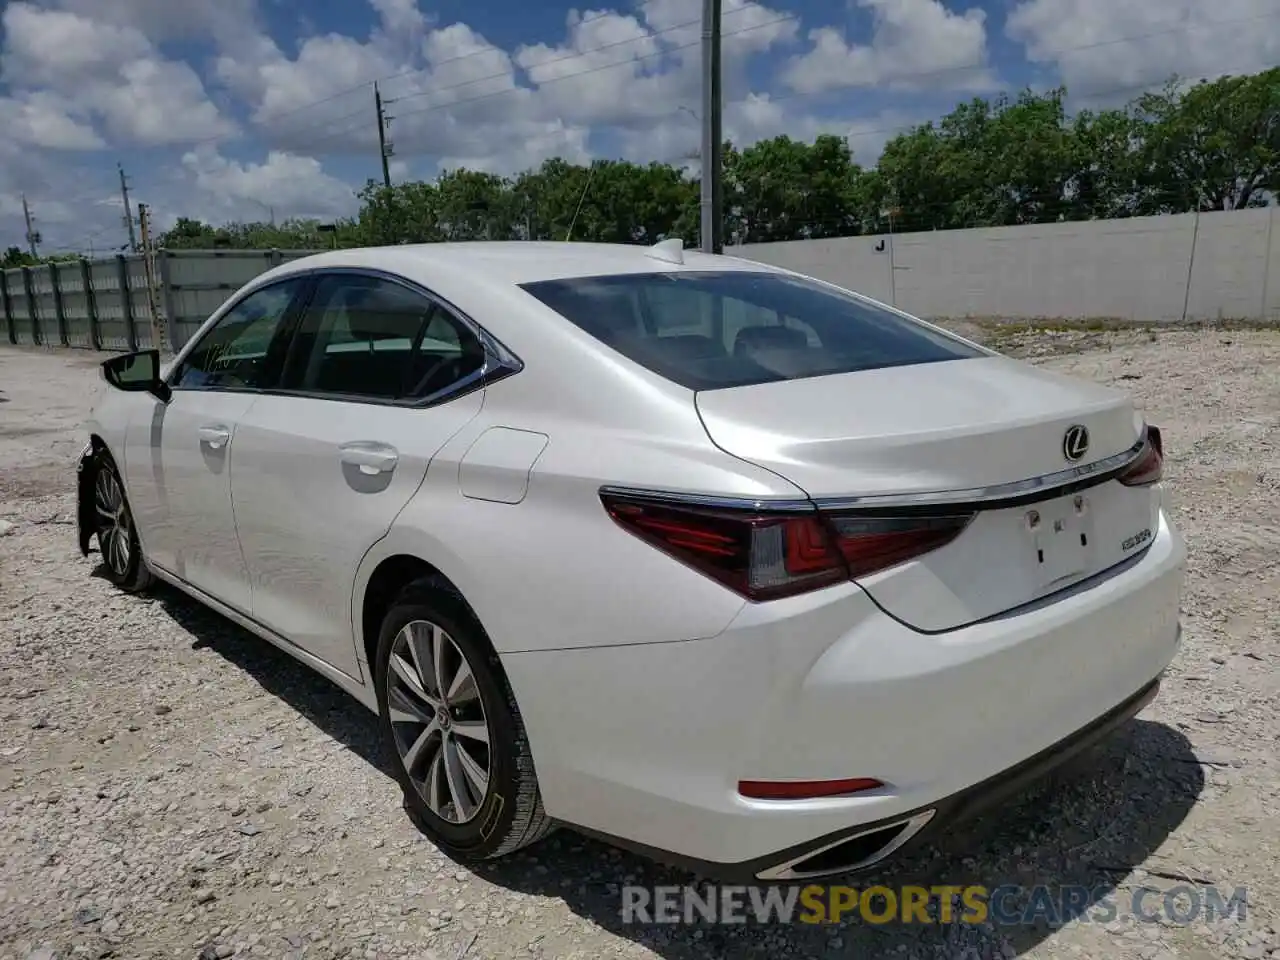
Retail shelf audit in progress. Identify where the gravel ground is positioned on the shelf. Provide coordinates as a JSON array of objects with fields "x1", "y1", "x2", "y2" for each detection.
[{"x1": 1, "y1": 329, "x2": 1278, "y2": 960}]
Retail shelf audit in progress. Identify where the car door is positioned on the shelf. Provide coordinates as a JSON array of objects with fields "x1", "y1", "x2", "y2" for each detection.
[
  {"x1": 228, "y1": 270, "x2": 488, "y2": 679},
  {"x1": 122, "y1": 277, "x2": 308, "y2": 614}
]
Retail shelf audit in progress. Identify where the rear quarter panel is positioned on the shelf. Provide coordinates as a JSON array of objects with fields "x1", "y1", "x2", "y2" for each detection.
[{"x1": 358, "y1": 360, "x2": 810, "y2": 658}]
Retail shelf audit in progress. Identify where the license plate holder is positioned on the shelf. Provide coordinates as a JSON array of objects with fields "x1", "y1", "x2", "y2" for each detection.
[{"x1": 1028, "y1": 496, "x2": 1089, "y2": 590}]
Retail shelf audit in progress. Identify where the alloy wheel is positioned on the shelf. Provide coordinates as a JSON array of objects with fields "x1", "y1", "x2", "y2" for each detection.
[
  {"x1": 385, "y1": 619, "x2": 492, "y2": 823},
  {"x1": 94, "y1": 467, "x2": 132, "y2": 576}
]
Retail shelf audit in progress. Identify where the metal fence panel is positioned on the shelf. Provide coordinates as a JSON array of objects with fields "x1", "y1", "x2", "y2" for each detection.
[
  {"x1": 164, "y1": 249, "x2": 315, "y2": 348},
  {"x1": 2, "y1": 268, "x2": 34, "y2": 344},
  {"x1": 89, "y1": 258, "x2": 135, "y2": 352},
  {"x1": 126, "y1": 256, "x2": 156, "y2": 351},
  {"x1": 1, "y1": 247, "x2": 322, "y2": 353},
  {"x1": 30, "y1": 265, "x2": 57, "y2": 344},
  {"x1": 56, "y1": 261, "x2": 94, "y2": 347}
]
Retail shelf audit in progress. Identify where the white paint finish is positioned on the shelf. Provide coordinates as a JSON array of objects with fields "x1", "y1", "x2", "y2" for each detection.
[
  {"x1": 458, "y1": 427, "x2": 549, "y2": 504},
  {"x1": 854, "y1": 479, "x2": 1159, "y2": 631},
  {"x1": 502, "y1": 511, "x2": 1185, "y2": 865},
  {"x1": 353, "y1": 412, "x2": 767, "y2": 657},
  {"x1": 228, "y1": 390, "x2": 485, "y2": 679},
  {"x1": 695, "y1": 355, "x2": 1139, "y2": 497},
  {"x1": 146, "y1": 561, "x2": 379, "y2": 715},
  {"x1": 120, "y1": 389, "x2": 258, "y2": 612},
  {"x1": 84, "y1": 240, "x2": 1190, "y2": 874}
]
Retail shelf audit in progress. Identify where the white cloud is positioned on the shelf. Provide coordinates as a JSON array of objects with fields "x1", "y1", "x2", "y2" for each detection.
[
  {"x1": 53, "y1": 0, "x2": 262, "y2": 46},
  {"x1": 1006, "y1": 0, "x2": 1280, "y2": 98},
  {"x1": 369, "y1": 0, "x2": 430, "y2": 41},
  {"x1": 0, "y1": 2, "x2": 235, "y2": 146},
  {"x1": 213, "y1": 6, "x2": 544, "y2": 165},
  {"x1": 781, "y1": 0, "x2": 994, "y2": 95},
  {"x1": 175, "y1": 148, "x2": 359, "y2": 225},
  {"x1": 0, "y1": 92, "x2": 104, "y2": 150},
  {"x1": 214, "y1": 0, "x2": 799, "y2": 168}
]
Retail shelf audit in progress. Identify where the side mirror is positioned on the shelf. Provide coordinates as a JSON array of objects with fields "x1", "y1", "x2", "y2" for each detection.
[{"x1": 102, "y1": 349, "x2": 172, "y2": 403}]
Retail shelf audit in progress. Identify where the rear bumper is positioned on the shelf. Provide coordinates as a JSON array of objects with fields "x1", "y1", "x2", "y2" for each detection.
[
  {"x1": 502, "y1": 508, "x2": 1186, "y2": 879},
  {"x1": 572, "y1": 674, "x2": 1163, "y2": 882}
]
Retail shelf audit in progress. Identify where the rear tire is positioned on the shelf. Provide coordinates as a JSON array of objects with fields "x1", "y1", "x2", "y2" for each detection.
[
  {"x1": 374, "y1": 579, "x2": 555, "y2": 860},
  {"x1": 91, "y1": 449, "x2": 153, "y2": 594}
]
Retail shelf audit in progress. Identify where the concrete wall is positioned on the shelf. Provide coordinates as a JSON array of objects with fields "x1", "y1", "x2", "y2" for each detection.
[
  {"x1": 734, "y1": 207, "x2": 1280, "y2": 323},
  {"x1": 6, "y1": 209, "x2": 1280, "y2": 353}
]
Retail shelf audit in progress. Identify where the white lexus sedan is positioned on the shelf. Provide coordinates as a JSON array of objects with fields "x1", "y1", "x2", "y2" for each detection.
[{"x1": 76, "y1": 240, "x2": 1186, "y2": 882}]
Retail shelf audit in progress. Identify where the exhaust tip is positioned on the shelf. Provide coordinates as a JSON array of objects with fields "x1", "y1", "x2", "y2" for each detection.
[{"x1": 755, "y1": 810, "x2": 936, "y2": 882}]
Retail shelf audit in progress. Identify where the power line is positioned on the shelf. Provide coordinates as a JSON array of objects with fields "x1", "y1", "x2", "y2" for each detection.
[
  {"x1": 292, "y1": 7, "x2": 1280, "y2": 161},
  {"x1": 382, "y1": 2, "x2": 762, "y2": 112},
  {"x1": 733, "y1": 9, "x2": 1280, "y2": 113},
  {"x1": 292, "y1": 9, "x2": 801, "y2": 154},
  {"x1": 185, "y1": 0, "x2": 713, "y2": 151}
]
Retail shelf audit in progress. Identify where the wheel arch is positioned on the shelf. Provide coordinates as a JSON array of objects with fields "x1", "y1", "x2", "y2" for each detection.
[
  {"x1": 76, "y1": 433, "x2": 115, "y2": 556},
  {"x1": 354, "y1": 542, "x2": 491, "y2": 681}
]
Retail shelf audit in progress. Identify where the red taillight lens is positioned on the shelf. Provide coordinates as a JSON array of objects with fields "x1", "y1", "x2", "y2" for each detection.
[
  {"x1": 1118, "y1": 425, "x2": 1164, "y2": 487},
  {"x1": 600, "y1": 492, "x2": 973, "y2": 601},
  {"x1": 824, "y1": 514, "x2": 974, "y2": 579},
  {"x1": 599, "y1": 494, "x2": 846, "y2": 601}
]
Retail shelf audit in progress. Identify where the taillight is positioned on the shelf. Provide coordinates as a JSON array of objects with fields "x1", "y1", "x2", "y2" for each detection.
[
  {"x1": 824, "y1": 513, "x2": 974, "y2": 579},
  {"x1": 599, "y1": 494, "x2": 846, "y2": 601},
  {"x1": 600, "y1": 491, "x2": 973, "y2": 601},
  {"x1": 1118, "y1": 425, "x2": 1163, "y2": 487}
]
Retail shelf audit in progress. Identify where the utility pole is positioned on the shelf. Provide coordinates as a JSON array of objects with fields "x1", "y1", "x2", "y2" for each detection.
[
  {"x1": 118, "y1": 163, "x2": 138, "y2": 252},
  {"x1": 137, "y1": 203, "x2": 167, "y2": 352},
  {"x1": 699, "y1": 0, "x2": 723, "y2": 254},
  {"x1": 21, "y1": 194, "x2": 40, "y2": 258},
  {"x1": 375, "y1": 82, "x2": 394, "y2": 189}
]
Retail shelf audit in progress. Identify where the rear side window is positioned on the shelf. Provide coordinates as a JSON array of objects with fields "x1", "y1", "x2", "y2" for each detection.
[{"x1": 520, "y1": 271, "x2": 984, "y2": 390}]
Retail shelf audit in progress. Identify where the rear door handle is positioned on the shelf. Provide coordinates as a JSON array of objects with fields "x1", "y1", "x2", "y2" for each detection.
[
  {"x1": 198, "y1": 425, "x2": 231, "y2": 449},
  {"x1": 339, "y1": 441, "x2": 399, "y2": 475}
]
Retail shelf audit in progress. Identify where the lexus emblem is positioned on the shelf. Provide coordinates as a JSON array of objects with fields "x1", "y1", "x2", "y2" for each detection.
[{"x1": 1062, "y1": 424, "x2": 1090, "y2": 462}]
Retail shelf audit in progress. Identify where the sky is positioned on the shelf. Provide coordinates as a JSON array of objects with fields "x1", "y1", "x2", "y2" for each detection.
[{"x1": 1, "y1": 0, "x2": 1277, "y2": 254}]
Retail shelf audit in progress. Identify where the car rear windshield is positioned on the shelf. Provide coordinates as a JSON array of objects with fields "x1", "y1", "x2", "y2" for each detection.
[{"x1": 519, "y1": 270, "x2": 985, "y2": 390}]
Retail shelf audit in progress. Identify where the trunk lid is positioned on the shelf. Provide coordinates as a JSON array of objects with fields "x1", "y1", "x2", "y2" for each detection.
[{"x1": 695, "y1": 356, "x2": 1158, "y2": 630}]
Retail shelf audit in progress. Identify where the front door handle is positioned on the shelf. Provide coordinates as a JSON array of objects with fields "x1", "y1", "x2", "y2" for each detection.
[
  {"x1": 339, "y1": 441, "x2": 399, "y2": 475},
  {"x1": 198, "y1": 425, "x2": 231, "y2": 449}
]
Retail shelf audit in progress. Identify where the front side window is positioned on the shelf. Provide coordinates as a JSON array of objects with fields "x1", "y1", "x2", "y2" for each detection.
[
  {"x1": 520, "y1": 271, "x2": 985, "y2": 390},
  {"x1": 173, "y1": 280, "x2": 305, "y2": 390},
  {"x1": 281, "y1": 274, "x2": 485, "y2": 401}
]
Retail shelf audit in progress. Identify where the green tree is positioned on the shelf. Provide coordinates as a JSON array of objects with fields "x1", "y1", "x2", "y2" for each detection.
[
  {"x1": 137, "y1": 66, "x2": 1280, "y2": 249},
  {"x1": 725, "y1": 134, "x2": 867, "y2": 242},
  {"x1": 1, "y1": 246, "x2": 38, "y2": 268},
  {"x1": 1136, "y1": 69, "x2": 1280, "y2": 212}
]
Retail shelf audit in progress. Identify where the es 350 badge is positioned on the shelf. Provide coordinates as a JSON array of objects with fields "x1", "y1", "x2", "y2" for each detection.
[{"x1": 1122, "y1": 528, "x2": 1153, "y2": 552}]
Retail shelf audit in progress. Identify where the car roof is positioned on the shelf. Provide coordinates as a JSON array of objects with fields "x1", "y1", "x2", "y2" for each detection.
[{"x1": 271, "y1": 241, "x2": 782, "y2": 287}]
